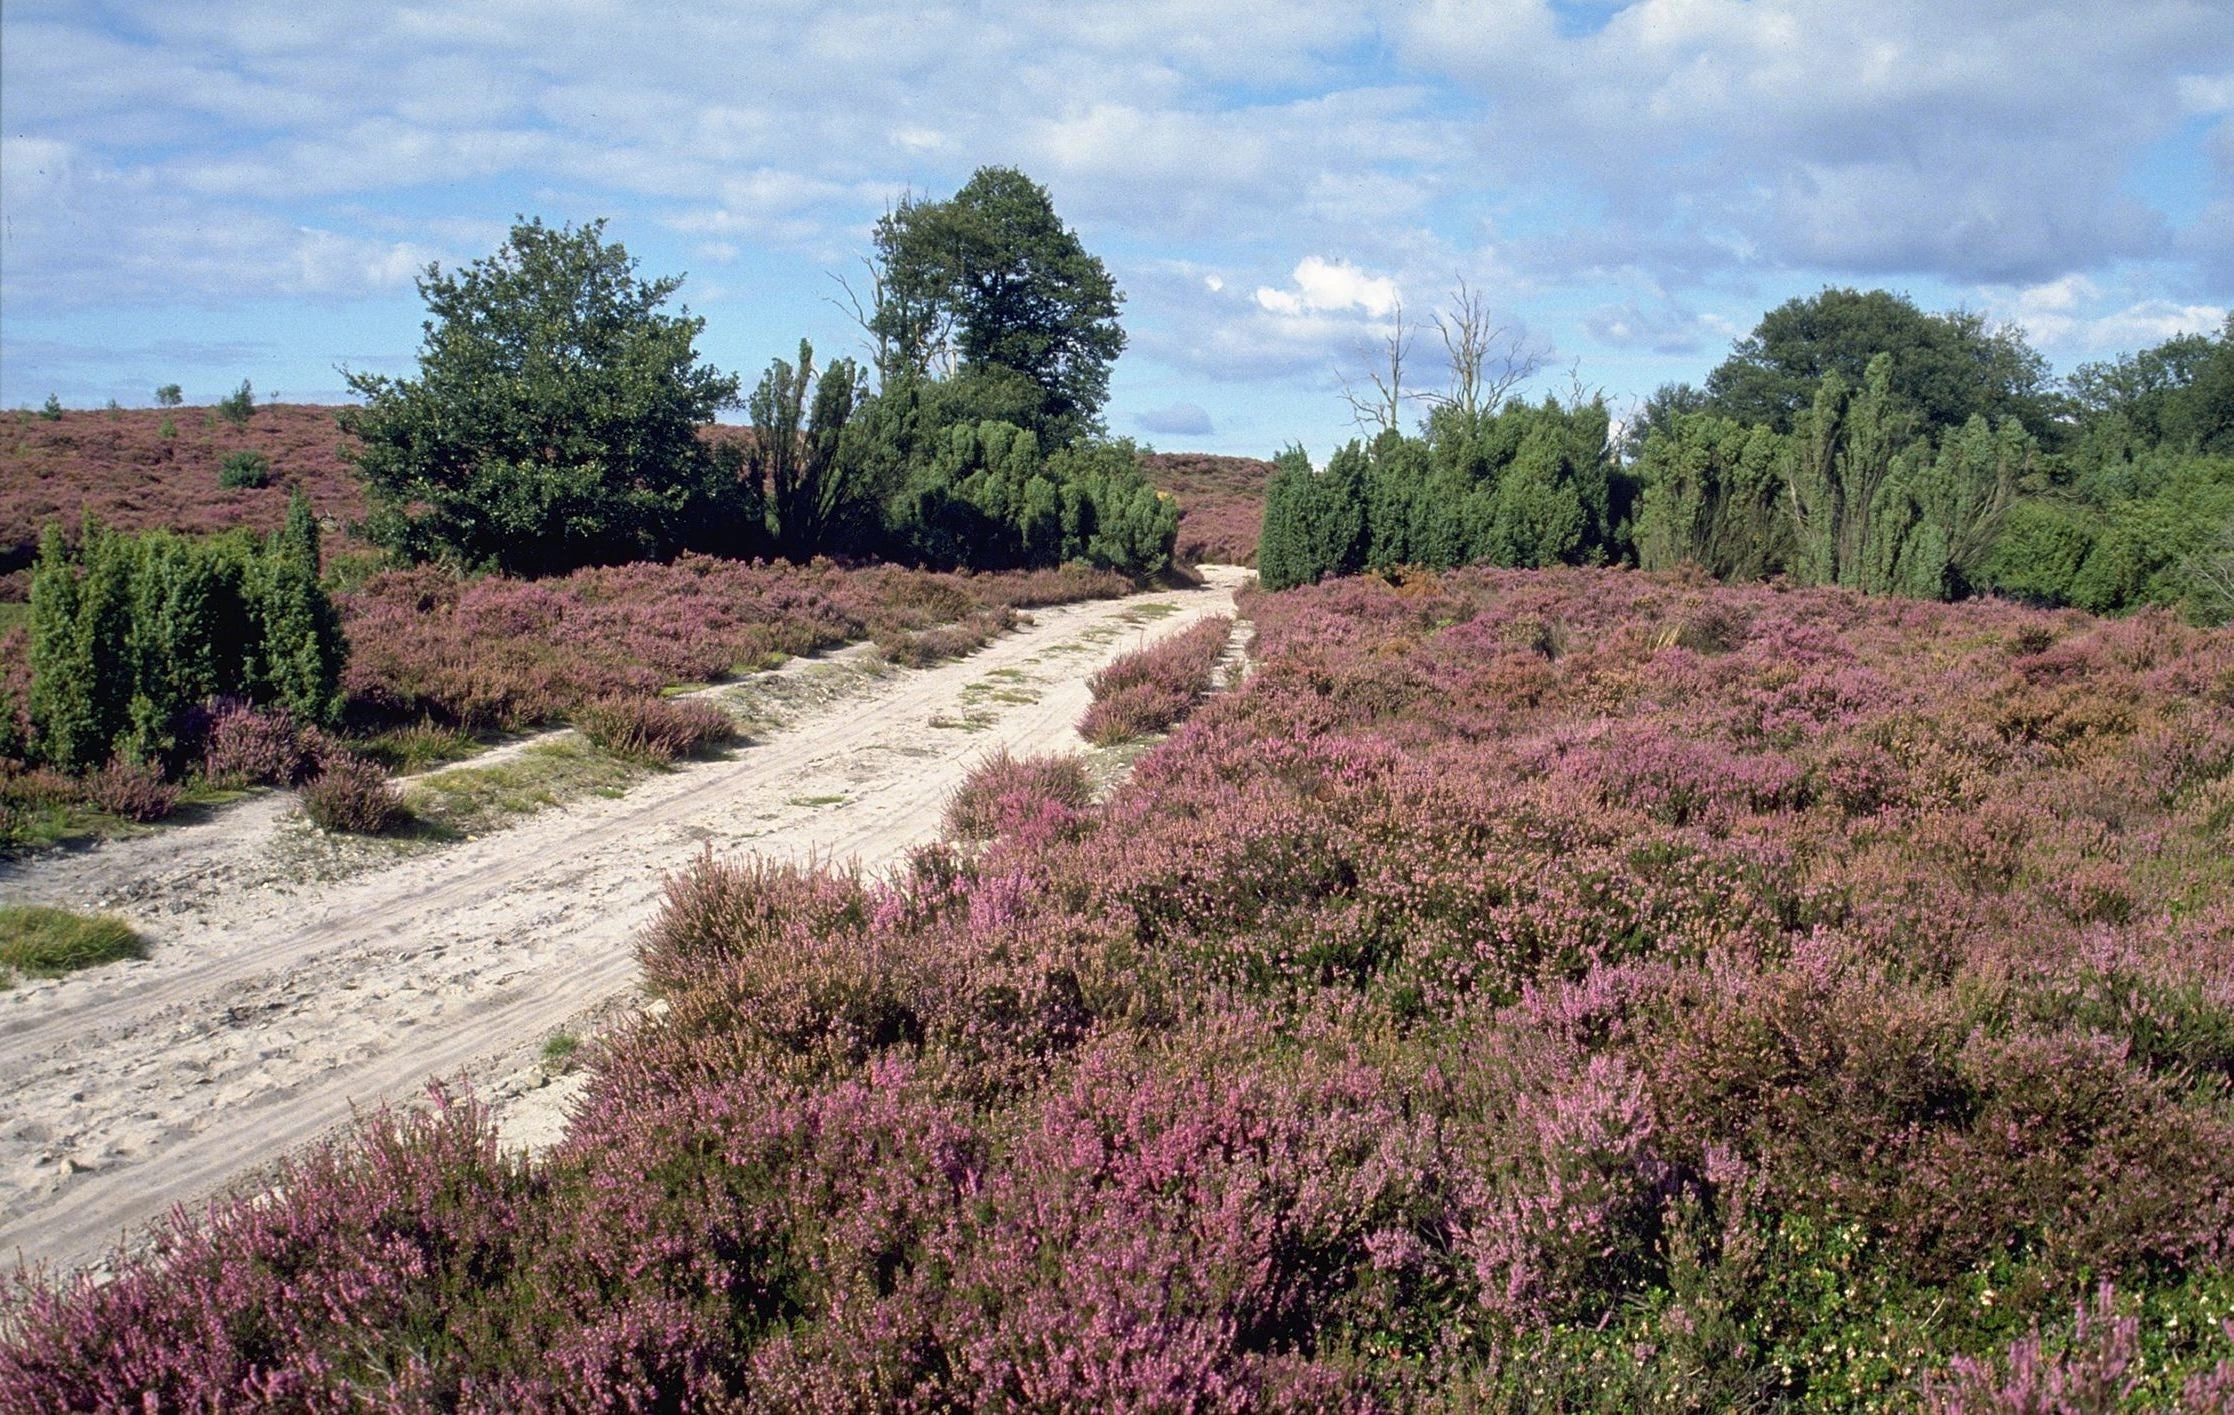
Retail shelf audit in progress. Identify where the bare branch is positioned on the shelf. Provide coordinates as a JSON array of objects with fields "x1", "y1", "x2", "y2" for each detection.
[
  {"x1": 1418, "y1": 279, "x2": 1540, "y2": 424},
  {"x1": 1338, "y1": 301, "x2": 1415, "y2": 436},
  {"x1": 823, "y1": 260, "x2": 889, "y2": 375}
]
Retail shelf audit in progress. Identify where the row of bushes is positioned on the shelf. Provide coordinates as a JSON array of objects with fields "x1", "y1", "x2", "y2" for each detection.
[
  {"x1": 1260, "y1": 397, "x2": 1630, "y2": 590},
  {"x1": 8, "y1": 495, "x2": 343, "y2": 777}
]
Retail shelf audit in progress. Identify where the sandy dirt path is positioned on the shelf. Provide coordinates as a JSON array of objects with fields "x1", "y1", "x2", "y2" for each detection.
[{"x1": 0, "y1": 567, "x2": 1247, "y2": 1277}]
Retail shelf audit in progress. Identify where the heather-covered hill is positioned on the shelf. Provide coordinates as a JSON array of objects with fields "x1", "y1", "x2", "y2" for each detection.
[
  {"x1": 1141, "y1": 450, "x2": 1271, "y2": 565},
  {"x1": 11, "y1": 568, "x2": 2231, "y2": 1407},
  {"x1": 0, "y1": 404, "x2": 370, "y2": 588}
]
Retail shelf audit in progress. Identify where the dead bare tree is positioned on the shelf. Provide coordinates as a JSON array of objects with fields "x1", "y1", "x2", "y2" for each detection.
[
  {"x1": 1420, "y1": 280, "x2": 1540, "y2": 426},
  {"x1": 1339, "y1": 301, "x2": 1415, "y2": 436},
  {"x1": 826, "y1": 258, "x2": 892, "y2": 379}
]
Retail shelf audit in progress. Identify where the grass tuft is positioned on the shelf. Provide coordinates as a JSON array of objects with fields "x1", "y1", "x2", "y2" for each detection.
[{"x1": 0, "y1": 904, "x2": 145, "y2": 985}]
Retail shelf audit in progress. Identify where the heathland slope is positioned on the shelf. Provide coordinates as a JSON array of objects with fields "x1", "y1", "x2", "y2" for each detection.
[
  {"x1": 0, "y1": 569, "x2": 1245, "y2": 1278},
  {"x1": 9, "y1": 566, "x2": 2230, "y2": 1407}
]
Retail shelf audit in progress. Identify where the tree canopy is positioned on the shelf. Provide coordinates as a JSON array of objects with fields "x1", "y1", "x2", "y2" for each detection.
[
  {"x1": 870, "y1": 168, "x2": 1125, "y2": 449},
  {"x1": 1704, "y1": 287, "x2": 2053, "y2": 437},
  {"x1": 341, "y1": 218, "x2": 746, "y2": 576},
  {"x1": 2067, "y1": 315, "x2": 2234, "y2": 457}
]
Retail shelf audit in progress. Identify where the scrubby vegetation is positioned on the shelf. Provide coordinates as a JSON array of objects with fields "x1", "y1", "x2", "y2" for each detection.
[
  {"x1": 1077, "y1": 613, "x2": 1234, "y2": 745},
  {"x1": 1261, "y1": 289, "x2": 2232, "y2": 624},
  {"x1": 10, "y1": 569, "x2": 2230, "y2": 1406},
  {"x1": 1143, "y1": 451, "x2": 1275, "y2": 566},
  {"x1": 339, "y1": 557, "x2": 1126, "y2": 734},
  {"x1": 23, "y1": 493, "x2": 343, "y2": 774},
  {"x1": 943, "y1": 746, "x2": 1093, "y2": 843},
  {"x1": 299, "y1": 755, "x2": 404, "y2": 835},
  {"x1": 1630, "y1": 294, "x2": 2233, "y2": 620},
  {"x1": 572, "y1": 695, "x2": 736, "y2": 763}
]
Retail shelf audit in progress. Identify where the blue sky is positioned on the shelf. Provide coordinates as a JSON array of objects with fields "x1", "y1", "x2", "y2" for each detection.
[{"x1": 4, "y1": 0, "x2": 2231, "y2": 462}]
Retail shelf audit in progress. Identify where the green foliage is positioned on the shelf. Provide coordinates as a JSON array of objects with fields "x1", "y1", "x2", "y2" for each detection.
[
  {"x1": 1634, "y1": 413, "x2": 1793, "y2": 579},
  {"x1": 749, "y1": 340, "x2": 869, "y2": 561},
  {"x1": 341, "y1": 217, "x2": 746, "y2": 576},
  {"x1": 1621, "y1": 380, "x2": 1709, "y2": 461},
  {"x1": 1256, "y1": 444, "x2": 1318, "y2": 591},
  {"x1": 2067, "y1": 315, "x2": 2234, "y2": 456},
  {"x1": 217, "y1": 450, "x2": 271, "y2": 489},
  {"x1": 1259, "y1": 397, "x2": 1624, "y2": 588},
  {"x1": 216, "y1": 379, "x2": 255, "y2": 426},
  {"x1": 27, "y1": 525, "x2": 104, "y2": 774},
  {"x1": 871, "y1": 167, "x2": 1125, "y2": 449},
  {"x1": 155, "y1": 384, "x2": 183, "y2": 408},
  {"x1": 1706, "y1": 286, "x2": 2054, "y2": 437},
  {"x1": 39, "y1": 394, "x2": 64, "y2": 421},
  {"x1": 1783, "y1": 354, "x2": 2023, "y2": 598},
  {"x1": 24, "y1": 512, "x2": 346, "y2": 775},
  {"x1": 0, "y1": 904, "x2": 145, "y2": 985},
  {"x1": 1046, "y1": 439, "x2": 1180, "y2": 575},
  {"x1": 867, "y1": 409, "x2": 1175, "y2": 577}
]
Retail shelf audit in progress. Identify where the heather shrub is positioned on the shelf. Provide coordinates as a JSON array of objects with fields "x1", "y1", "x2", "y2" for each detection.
[
  {"x1": 15, "y1": 566, "x2": 2234, "y2": 1406},
  {"x1": 1078, "y1": 613, "x2": 1233, "y2": 744},
  {"x1": 82, "y1": 757, "x2": 179, "y2": 821},
  {"x1": 572, "y1": 694, "x2": 735, "y2": 762},
  {"x1": 198, "y1": 701, "x2": 319, "y2": 787},
  {"x1": 300, "y1": 754, "x2": 403, "y2": 833},
  {"x1": 944, "y1": 747, "x2": 1092, "y2": 841},
  {"x1": 875, "y1": 605, "x2": 1017, "y2": 666},
  {"x1": 340, "y1": 556, "x2": 1121, "y2": 733}
]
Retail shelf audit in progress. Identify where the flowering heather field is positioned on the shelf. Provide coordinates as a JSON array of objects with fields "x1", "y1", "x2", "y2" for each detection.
[
  {"x1": 10, "y1": 568, "x2": 2234, "y2": 1409},
  {"x1": 0, "y1": 405, "x2": 371, "y2": 586},
  {"x1": 338, "y1": 557, "x2": 1131, "y2": 731},
  {"x1": 1079, "y1": 612, "x2": 1235, "y2": 745},
  {"x1": 1143, "y1": 452, "x2": 1271, "y2": 565}
]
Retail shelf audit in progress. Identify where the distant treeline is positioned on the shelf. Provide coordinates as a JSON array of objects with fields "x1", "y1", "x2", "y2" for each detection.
[{"x1": 1262, "y1": 288, "x2": 2234, "y2": 622}]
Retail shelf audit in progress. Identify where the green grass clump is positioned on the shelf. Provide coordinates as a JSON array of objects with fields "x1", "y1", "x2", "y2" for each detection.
[
  {"x1": 0, "y1": 904, "x2": 145, "y2": 985},
  {"x1": 401, "y1": 740, "x2": 645, "y2": 837}
]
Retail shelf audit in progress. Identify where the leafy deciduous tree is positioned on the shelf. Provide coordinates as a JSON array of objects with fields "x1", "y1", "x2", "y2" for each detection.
[
  {"x1": 1707, "y1": 287, "x2": 2052, "y2": 437},
  {"x1": 870, "y1": 168, "x2": 1124, "y2": 449},
  {"x1": 342, "y1": 217, "x2": 746, "y2": 576}
]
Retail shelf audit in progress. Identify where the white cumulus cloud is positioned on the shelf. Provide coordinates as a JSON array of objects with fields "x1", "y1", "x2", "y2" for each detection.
[{"x1": 1256, "y1": 256, "x2": 1402, "y2": 319}]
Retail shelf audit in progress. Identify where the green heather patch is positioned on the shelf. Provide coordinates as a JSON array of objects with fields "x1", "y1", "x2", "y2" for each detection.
[
  {"x1": 401, "y1": 739, "x2": 646, "y2": 837},
  {"x1": 787, "y1": 794, "x2": 847, "y2": 808},
  {"x1": 0, "y1": 904, "x2": 146, "y2": 985}
]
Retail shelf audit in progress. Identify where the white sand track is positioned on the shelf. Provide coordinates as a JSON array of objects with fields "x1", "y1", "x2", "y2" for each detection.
[{"x1": 0, "y1": 567, "x2": 1246, "y2": 1278}]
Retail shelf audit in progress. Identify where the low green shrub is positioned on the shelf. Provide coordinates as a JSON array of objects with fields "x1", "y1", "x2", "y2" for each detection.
[{"x1": 217, "y1": 451, "x2": 271, "y2": 490}]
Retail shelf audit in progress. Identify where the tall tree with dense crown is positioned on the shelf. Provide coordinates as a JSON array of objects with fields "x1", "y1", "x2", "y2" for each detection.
[
  {"x1": 342, "y1": 218, "x2": 747, "y2": 576},
  {"x1": 1707, "y1": 287, "x2": 2052, "y2": 437},
  {"x1": 871, "y1": 168, "x2": 1125, "y2": 449}
]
